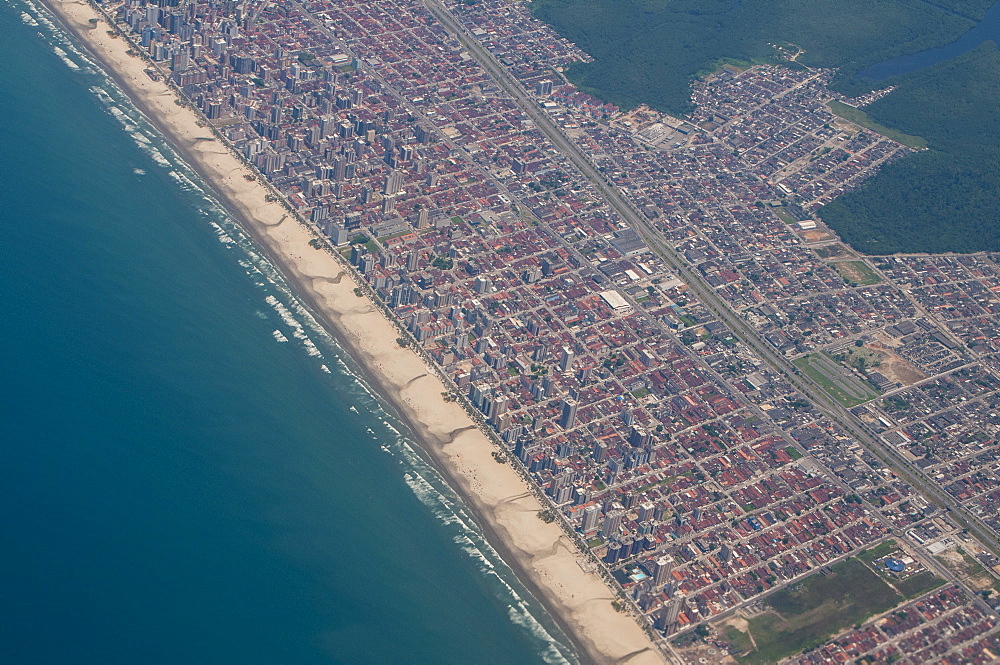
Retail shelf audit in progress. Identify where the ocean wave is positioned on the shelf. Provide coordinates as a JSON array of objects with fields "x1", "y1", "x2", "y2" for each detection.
[
  {"x1": 403, "y1": 471, "x2": 462, "y2": 528},
  {"x1": 144, "y1": 146, "x2": 170, "y2": 167},
  {"x1": 6, "y1": 8, "x2": 576, "y2": 657},
  {"x1": 168, "y1": 169, "x2": 206, "y2": 195},
  {"x1": 507, "y1": 604, "x2": 573, "y2": 665},
  {"x1": 264, "y1": 295, "x2": 323, "y2": 359},
  {"x1": 453, "y1": 532, "x2": 496, "y2": 571},
  {"x1": 52, "y1": 45, "x2": 79, "y2": 69},
  {"x1": 402, "y1": 468, "x2": 575, "y2": 664},
  {"x1": 15, "y1": 0, "x2": 98, "y2": 73},
  {"x1": 380, "y1": 418, "x2": 403, "y2": 437},
  {"x1": 207, "y1": 219, "x2": 236, "y2": 246}
]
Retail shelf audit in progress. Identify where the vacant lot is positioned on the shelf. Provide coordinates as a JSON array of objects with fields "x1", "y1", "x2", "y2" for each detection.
[
  {"x1": 814, "y1": 243, "x2": 855, "y2": 260},
  {"x1": 831, "y1": 260, "x2": 883, "y2": 286},
  {"x1": 728, "y1": 558, "x2": 902, "y2": 664}
]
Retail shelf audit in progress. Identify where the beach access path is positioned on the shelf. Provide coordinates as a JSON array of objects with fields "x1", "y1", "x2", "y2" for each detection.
[{"x1": 40, "y1": 1, "x2": 671, "y2": 663}]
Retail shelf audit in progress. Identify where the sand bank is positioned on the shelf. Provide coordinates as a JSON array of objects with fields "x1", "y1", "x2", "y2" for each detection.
[{"x1": 40, "y1": 2, "x2": 670, "y2": 662}]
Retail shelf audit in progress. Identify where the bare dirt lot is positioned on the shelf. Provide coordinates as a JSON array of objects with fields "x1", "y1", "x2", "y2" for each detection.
[{"x1": 866, "y1": 341, "x2": 926, "y2": 386}]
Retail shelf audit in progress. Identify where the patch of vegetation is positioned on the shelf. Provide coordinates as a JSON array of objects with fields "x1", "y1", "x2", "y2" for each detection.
[
  {"x1": 827, "y1": 101, "x2": 927, "y2": 149},
  {"x1": 820, "y1": 43, "x2": 1000, "y2": 254},
  {"x1": 793, "y1": 353, "x2": 880, "y2": 407},
  {"x1": 735, "y1": 558, "x2": 902, "y2": 664},
  {"x1": 833, "y1": 345, "x2": 883, "y2": 373},
  {"x1": 431, "y1": 256, "x2": 454, "y2": 270},
  {"x1": 831, "y1": 260, "x2": 883, "y2": 286},
  {"x1": 723, "y1": 625, "x2": 755, "y2": 656},
  {"x1": 814, "y1": 244, "x2": 854, "y2": 260},
  {"x1": 881, "y1": 396, "x2": 908, "y2": 414},
  {"x1": 861, "y1": 540, "x2": 899, "y2": 562},
  {"x1": 773, "y1": 207, "x2": 797, "y2": 225},
  {"x1": 894, "y1": 571, "x2": 945, "y2": 598},
  {"x1": 634, "y1": 475, "x2": 676, "y2": 495}
]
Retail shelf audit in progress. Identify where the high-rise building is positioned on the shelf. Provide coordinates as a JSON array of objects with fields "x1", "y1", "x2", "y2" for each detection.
[
  {"x1": 581, "y1": 504, "x2": 600, "y2": 533},
  {"x1": 559, "y1": 346, "x2": 576, "y2": 372},
  {"x1": 170, "y1": 47, "x2": 190, "y2": 71},
  {"x1": 487, "y1": 395, "x2": 509, "y2": 422},
  {"x1": 319, "y1": 115, "x2": 337, "y2": 137},
  {"x1": 653, "y1": 555, "x2": 674, "y2": 586},
  {"x1": 332, "y1": 157, "x2": 346, "y2": 181},
  {"x1": 384, "y1": 170, "x2": 404, "y2": 196},
  {"x1": 558, "y1": 398, "x2": 578, "y2": 430},
  {"x1": 663, "y1": 595, "x2": 684, "y2": 627},
  {"x1": 600, "y1": 510, "x2": 622, "y2": 539}
]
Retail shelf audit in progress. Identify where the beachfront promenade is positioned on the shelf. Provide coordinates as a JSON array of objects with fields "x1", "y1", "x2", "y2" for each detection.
[{"x1": 46, "y1": 0, "x2": 1000, "y2": 661}]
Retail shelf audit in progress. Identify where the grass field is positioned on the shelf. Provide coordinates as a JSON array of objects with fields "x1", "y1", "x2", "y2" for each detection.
[
  {"x1": 827, "y1": 101, "x2": 928, "y2": 150},
  {"x1": 863, "y1": 540, "x2": 944, "y2": 599},
  {"x1": 861, "y1": 540, "x2": 898, "y2": 562},
  {"x1": 894, "y1": 571, "x2": 945, "y2": 598},
  {"x1": 830, "y1": 260, "x2": 883, "y2": 286},
  {"x1": 730, "y1": 558, "x2": 903, "y2": 664},
  {"x1": 793, "y1": 353, "x2": 880, "y2": 407},
  {"x1": 773, "y1": 207, "x2": 797, "y2": 225}
]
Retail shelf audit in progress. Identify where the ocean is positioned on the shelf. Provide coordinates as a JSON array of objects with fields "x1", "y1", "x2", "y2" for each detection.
[{"x1": 0, "y1": 1, "x2": 577, "y2": 663}]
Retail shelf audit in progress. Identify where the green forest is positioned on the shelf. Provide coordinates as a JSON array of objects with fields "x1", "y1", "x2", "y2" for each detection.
[
  {"x1": 820, "y1": 44, "x2": 1000, "y2": 254},
  {"x1": 531, "y1": 0, "x2": 1000, "y2": 254},
  {"x1": 530, "y1": 0, "x2": 992, "y2": 115}
]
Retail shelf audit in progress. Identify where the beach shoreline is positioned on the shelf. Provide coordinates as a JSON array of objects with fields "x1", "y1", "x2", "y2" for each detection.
[{"x1": 38, "y1": 1, "x2": 670, "y2": 662}]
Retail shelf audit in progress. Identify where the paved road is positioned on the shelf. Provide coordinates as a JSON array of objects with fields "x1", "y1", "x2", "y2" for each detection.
[{"x1": 423, "y1": 0, "x2": 1000, "y2": 557}]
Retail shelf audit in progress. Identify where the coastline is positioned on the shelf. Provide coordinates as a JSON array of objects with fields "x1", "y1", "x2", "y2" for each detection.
[{"x1": 39, "y1": 1, "x2": 670, "y2": 663}]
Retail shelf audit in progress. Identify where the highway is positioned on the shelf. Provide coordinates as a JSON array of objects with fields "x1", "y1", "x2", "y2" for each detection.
[{"x1": 422, "y1": 0, "x2": 1000, "y2": 557}]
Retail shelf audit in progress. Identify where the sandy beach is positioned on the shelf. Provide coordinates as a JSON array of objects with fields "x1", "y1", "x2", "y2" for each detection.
[{"x1": 40, "y1": 1, "x2": 670, "y2": 662}]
